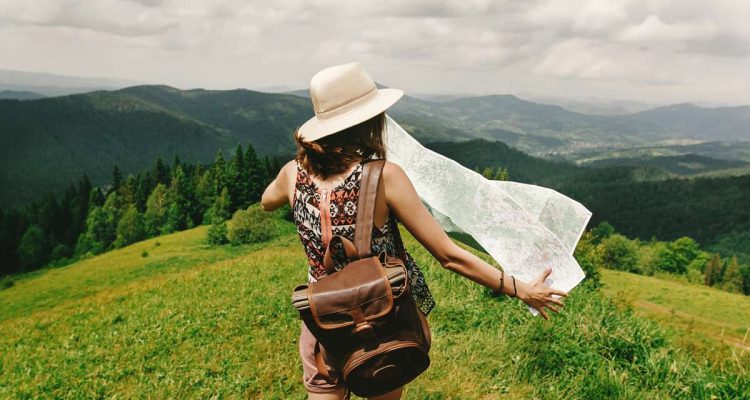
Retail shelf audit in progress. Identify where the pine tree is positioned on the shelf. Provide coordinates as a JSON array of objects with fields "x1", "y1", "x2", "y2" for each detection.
[
  {"x1": 101, "y1": 192, "x2": 123, "y2": 248},
  {"x1": 170, "y1": 165, "x2": 196, "y2": 229},
  {"x1": 36, "y1": 193, "x2": 61, "y2": 242},
  {"x1": 703, "y1": 253, "x2": 721, "y2": 286},
  {"x1": 16, "y1": 224, "x2": 49, "y2": 271},
  {"x1": 712, "y1": 254, "x2": 725, "y2": 286},
  {"x1": 78, "y1": 175, "x2": 92, "y2": 208},
  {"x1": 134, "y1": 173, "x2": 150, "y2": 213},
  {"x1": 111, "y1": 165, "x2": 123, "y2": 195},
  {"x1": 173, "y1": 153, "x2": 182, "y2": 170},
  {"x1": 245, "y1": 142, "x2": 267, "y2": 204},
  {"x1": 721, "y1": 257, "x2": 744, "y2": 293},
  {"x1": 263, "y1": 156, "x2": 275, "y2": 182},
  {"x1": 60, "y1": 183, "x2": 76, "y2": 245},
  {"x1": 205, "y1": 183, "x2": 232, "y2": 246},
  {"x1": 213, "y1": 149, "x2": 227, "y2": 193},
  {"x1": 163, "y1": 201, "x2": 184, "y2": 234},
  {"x1": 195, "y1": 168, "x2": 217, "y2": 223},
  {"x1": 481, "y1": 166, "x2": 494, "y2": 179},
  {"x1": 206, "y1": 187, "x2": 232, "y2": 223},
  {"x1": 75, "y1": 193, "x2": 120, "y2": 257},
  {"x1": 153, "y1": 157, "x2": 170, "y2": 186},
  {"x1": 670, "y1": 237, "x2": 700, "y2": 275},
  {"x1": 228, "y1": 144, "x2": 250, "y2": 210},
  {"x1": 76, "y1": 207, "x2": 102, "y2": 255},
  {"x1": 144, "y1": 183, "x2": 170, "y2": 236},
  {"x1": 494, "y1": 167, "x2": 509, "y2": 181},
  {"x1": 114, "y1": 204, "x2": 145, "y2": 248},
  {"x1": 89, "y1": 187, "x2": 105, "y2": 208},
  {"x1": 704, "y1": 253, "x2": 722, "y2": 286},
  {"x1": 120, "y1": 175, "x2": 137, "y2": 206}
]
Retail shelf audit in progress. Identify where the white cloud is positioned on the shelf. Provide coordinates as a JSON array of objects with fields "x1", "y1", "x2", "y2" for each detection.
[
  {"x1": 527, "y1": 0, "x2": 629, "y2": 35},
  {"x1": 619, "y1": 15, "x2": 717, "y2": 43},
  {"x1": 0, "y1": 0, "x2": 747, "y2": 104}
]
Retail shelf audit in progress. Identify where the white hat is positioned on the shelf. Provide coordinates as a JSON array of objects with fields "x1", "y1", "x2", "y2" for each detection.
[{"x1": 297, "y1": 62, "x2": 403, "y2": 142}]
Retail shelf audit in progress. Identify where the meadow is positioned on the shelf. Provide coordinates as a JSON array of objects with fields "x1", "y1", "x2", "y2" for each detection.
[
  {"x1": 1, "y1": 222, "x2": 748, "y2": 399},
  {"x1": 600, "y1": 269, "x2": 750, "y2": 365}
]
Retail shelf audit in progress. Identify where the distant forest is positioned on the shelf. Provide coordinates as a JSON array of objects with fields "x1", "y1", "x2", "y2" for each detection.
[{"x1": 0, "y1": 143, "x2": 279, "y2": 276}]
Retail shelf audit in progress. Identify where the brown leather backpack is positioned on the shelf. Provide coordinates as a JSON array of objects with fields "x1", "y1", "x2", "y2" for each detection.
[{"x1": 291, "y1": 159, "x2": 431, "y2": 398}]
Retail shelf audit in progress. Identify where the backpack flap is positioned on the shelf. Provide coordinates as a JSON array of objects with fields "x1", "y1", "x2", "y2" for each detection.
[
  {"x1": 291, "y1": 263, "x2": 406, "y2": 312},
  {"x1": 308, "y1": 256, "x2": 394, "y2": 330}
]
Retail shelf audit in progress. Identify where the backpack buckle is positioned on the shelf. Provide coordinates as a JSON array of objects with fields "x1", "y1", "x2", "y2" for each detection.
[{"x1": 351, "y1": 309, "x2": 376, "y2": 341}]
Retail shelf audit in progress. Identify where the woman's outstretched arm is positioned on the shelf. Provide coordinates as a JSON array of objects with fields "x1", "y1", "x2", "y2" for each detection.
[
  {"x1": 382, "y1": 161, "x2": 567, "y2": 320},
  {"x1": 261, "y1": 160, "x2": 295, "y2": 212}
]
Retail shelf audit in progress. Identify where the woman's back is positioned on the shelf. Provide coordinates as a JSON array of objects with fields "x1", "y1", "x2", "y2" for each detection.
[{"x1": 291, "y1": 157, "x2": 436, "y2": 316}]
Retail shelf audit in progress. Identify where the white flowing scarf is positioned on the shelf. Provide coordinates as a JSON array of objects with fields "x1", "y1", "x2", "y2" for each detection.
[{"x1": 383, "y1": 114, "x2": 592, "y2": 315}]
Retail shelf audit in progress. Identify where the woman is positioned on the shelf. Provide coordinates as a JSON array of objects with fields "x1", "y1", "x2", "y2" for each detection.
[{"x1": 261, "y1": 62, "x2": 567, "y2": 400}]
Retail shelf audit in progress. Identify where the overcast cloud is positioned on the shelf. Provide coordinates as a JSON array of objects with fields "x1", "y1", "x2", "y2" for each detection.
[{"x1": 0, "y1": 0, "x2": 748, "y2": 105}]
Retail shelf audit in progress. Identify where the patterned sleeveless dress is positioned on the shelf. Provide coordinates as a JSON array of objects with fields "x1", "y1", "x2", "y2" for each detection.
[{"x1": 291, "y1": 158, "x2": 436, "y2": 316}]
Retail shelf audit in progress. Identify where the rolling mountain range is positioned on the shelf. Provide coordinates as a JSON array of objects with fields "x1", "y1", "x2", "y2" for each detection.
[
  {"x1": 0, "y1": 86, "x2": 312, "y2": 207},
  {"x1": 0, "y1": 68, "x2": 140, "y2": 97},
  {"x1": 389, "y1": 94, "x2": 750, "y2": 153},
  {"x1": 292, "y1": 87, "x2": 750, "y2": 153},
  {"x1": 0, "y1": 90, "x2": 46, "y2": 100},
  {"x1": 1, "y1": 84, "x2": 750, "y2": 207}
]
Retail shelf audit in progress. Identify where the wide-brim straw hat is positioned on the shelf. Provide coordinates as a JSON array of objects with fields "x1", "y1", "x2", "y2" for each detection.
[{"x1": 297, "y1": 62, "x2": 403, "y2": 142}]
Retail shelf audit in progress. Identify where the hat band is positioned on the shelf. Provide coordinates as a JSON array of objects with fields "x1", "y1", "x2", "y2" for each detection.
[{"x1": 315, "y1": 86, "x2": 379, "y2": 121}]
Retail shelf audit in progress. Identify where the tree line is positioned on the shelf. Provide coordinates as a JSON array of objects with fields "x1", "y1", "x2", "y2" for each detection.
[
  {"x1": 576, "y1": 221, "x2": 750, "y2": 296},
  {"x1": 1, "y1": 143, "x2": 280, "y2": 277}
]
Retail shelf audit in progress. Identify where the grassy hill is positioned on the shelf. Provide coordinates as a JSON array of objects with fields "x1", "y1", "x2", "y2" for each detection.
[
  {"x1": 600, "y1": 269, "x2": 750, "y2": 364},
  {"x1": 1, "y1": 223, "x2": 747, "y2": 398}
]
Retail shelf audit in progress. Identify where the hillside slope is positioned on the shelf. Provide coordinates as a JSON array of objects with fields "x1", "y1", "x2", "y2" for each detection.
[
  {"x1": 600, "y1": 269, "x2": 750, "y2": 362},
  {"x1": 0, "y1": 224, "x2": 747, "y2": 398}
]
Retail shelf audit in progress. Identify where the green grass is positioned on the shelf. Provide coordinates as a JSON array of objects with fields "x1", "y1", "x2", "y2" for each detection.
[
  {"x1": 600, "y1": 268, "x2": 750, "y2": 365},
  {"x1": 1, "y1": 223, "x2": 748, "y2": 399}
]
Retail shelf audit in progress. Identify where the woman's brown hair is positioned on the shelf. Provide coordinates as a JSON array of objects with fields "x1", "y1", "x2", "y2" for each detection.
[{"x1": 294, "y1": 112, "x2": 386, "y2": 179}]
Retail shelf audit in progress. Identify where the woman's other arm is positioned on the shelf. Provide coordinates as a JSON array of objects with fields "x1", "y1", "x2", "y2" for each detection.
[
  {"x1": 382, "y1": 161, "x2": 567, "y2": 320},
  {"x1": 261, "y1": 160, "x2": 295, "y2": 212}
]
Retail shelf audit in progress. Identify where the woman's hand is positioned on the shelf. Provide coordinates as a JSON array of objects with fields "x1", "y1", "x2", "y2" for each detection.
[{"x1": 514, "y1": 267, "x2": 568, "y2": 320}]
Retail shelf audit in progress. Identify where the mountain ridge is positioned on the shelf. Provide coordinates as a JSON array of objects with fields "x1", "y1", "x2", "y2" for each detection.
[{"x1": 2, "y1": 84, "x2": 750, "y2": 207}]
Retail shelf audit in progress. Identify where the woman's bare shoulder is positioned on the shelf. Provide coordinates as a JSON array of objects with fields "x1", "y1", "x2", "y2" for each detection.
[
  {"x1": 280, "y1": 159, "x2": 298, "y2": 190},
  {"x1": 282, "y1": 159, "x2": 297, "y2": 174},
  {"x1": 382, "y1": 159, "x2": 419, "y2": 206},
  {"x1": 382, "y1": 159, "x2": 406, "y2": 179}
]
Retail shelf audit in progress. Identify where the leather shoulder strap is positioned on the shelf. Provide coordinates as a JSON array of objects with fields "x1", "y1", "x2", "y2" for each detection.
[{"x1": 354, "y1": 158, "x2": 386, "y2": 258}]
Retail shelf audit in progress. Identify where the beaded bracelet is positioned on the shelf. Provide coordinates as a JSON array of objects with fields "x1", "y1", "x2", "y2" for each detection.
[
  {"x1": 491, "y1": 270, "x2": 505, "y2": 297},
  {"x1": 499, "y1": 270, "x2": 505, "y2": 296}
]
